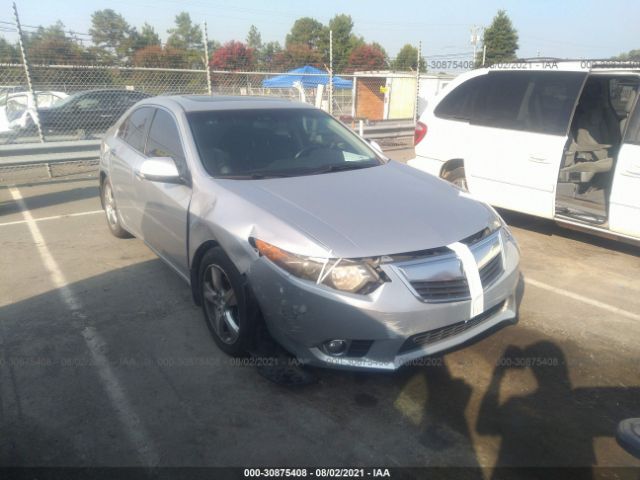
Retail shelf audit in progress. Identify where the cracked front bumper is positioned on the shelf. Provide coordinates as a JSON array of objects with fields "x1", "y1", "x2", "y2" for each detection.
[{"x1": 247, "y1": 233, "x2": 521, "y2": 371}]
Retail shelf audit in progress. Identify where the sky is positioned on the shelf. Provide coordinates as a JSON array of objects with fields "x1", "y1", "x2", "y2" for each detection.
[{"x1": 2, "y1": 0, "x2": 639, "y2": 60}]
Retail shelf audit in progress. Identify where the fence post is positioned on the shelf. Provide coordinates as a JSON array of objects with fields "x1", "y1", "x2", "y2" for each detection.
[
  {"x1": 13, "y1": 2, "x2": 44, "y2": 143},
  {"x1": 328, "y1": 29, "x2": 333, "y2": 116},
  {"x1": 202, "y1": 22, "x2": 213, "y2": 95},
  {"x1": 414, "y1": 41, "x2": 421, "y2": 124}
]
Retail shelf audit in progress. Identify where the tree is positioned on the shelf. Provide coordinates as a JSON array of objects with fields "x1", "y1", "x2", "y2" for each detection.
[
  {"x1": 26, "y1": 22, "x2": 91, "y2": 65},
  {"x1": 246, "y1": 25, "x2": 262, "y2": 51},
  {"x1": 273, "y1": 43, "x2": 323, "y2": 70},
  {"x1": 327, "y1": 14, "x2": 363, "y2": 72},
  {"x1": 479, "y1": 10, "x2": 519, "y2": 66},
  {"x1": 138, "y1": 23, "x2": 161, "y2": 48},
  {"x1": 260, "y1": 41, "x2": 282, "y2": 66},
  {"x1": 0, "y1": 37, "x2": 20, "y2": 63},
  {"x1": 614, "y1": 49, "x2": 640, "y2": 61},
  {"x1": 286, "y1": 17, "x2": 326, "y2": 51},
  {"x1": 132, "y1": 45, "x2": 187, "y2": 68},
  {"x1": 210, "y1": 41, "x2": 255, "y2": 71},
  {"x1": 167, "y1": 12, "x2": 202, "y2": 51},
  {"x1": 89, "y1": 9, "x2": 132, "y2": 61},
  {"x1": 393, "y1": 44, "x2": 426, "y2": 71},
  {"x1": 347, "y1": 43, "x2": 388, "y2": 72}
]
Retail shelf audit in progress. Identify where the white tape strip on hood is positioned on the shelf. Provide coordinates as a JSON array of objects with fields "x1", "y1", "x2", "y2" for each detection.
[{"x1": 447, "y1": 241, "x2": 484, "y2": 318}]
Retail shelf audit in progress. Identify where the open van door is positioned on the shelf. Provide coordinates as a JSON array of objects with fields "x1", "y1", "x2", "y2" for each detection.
[
  {"x1": 610, "y1": 100, "x2": 640, "y2": 238},
  {"x1": 463, "y1": 71, "x2": 586, "y2": 219}
]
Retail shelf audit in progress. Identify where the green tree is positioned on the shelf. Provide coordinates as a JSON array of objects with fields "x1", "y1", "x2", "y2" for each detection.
[
  {"x1": 327, "y1": 14, "x2": 363, "y2": 72},
  {"x1": 479, "y1": 10, "x2": 519, "y2": 66},
  {"x1": 167, "y1": 12, "x2": 202, "y2": 51},
  {"x1": 286, "y1": 17, "x2": 326, "y2": 51},
  {"x1": 393, "y1": 44, "x2": 426, "y2": 71},
  {"x1": 246, "y1": 25, "x2": 262, "y2": 51},
  {"x1": 614, "y1": 49, "x2": 640, "y2": 61},
  {"x1": 0, "y1": 37, "x2": 19, "y2": 63},
  {"x1": 25, "y1": 21, "x2": 91, "y2": 65},
  {"x1": 138, "y1": 23, "x2": 161, "y2": 48},
  {"x1": 89, "y1": 9, "x2": 132, "y2": 61}
]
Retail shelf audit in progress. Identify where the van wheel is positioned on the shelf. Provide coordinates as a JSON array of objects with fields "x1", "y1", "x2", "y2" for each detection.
[
  {"x1": 101, "y1": 179, "x2": 132, "y2": 238},
  {"x1": 443, "y1": 166, "x2": 468, "y2": 191},
  {"x1": 199, "y1": 247, "x2": 257, "y2": 357}
]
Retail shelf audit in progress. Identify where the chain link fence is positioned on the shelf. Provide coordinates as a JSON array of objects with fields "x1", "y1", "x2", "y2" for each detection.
[{"x1": 0, "y1": 10, "x2": 463, "y2": 184}]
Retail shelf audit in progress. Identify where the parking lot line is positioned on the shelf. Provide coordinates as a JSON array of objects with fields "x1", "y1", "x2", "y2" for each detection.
[
  {"x1": 525, "y1": 277, "x2": 640, "y2": 322},
  {"x1": 7, "y1": 186, "x2": 159, "y2": 467},
  {"x1": 0, "y1": 209, "x2": 103, "y2": 227}
]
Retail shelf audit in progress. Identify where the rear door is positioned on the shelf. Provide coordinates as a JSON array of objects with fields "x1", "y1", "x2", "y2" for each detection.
[
  {"x1": 109, "y1": 107, "x2": 154, "y2": 234},
  {"x1": 610, "y1": 98, "x2": 640, "y2": 238},
  {"x1": 464, "y1": 71, "x2": 586, "y2": 218},
  {"x1": 137, "y1": 108, "x2": 192, "y2": 277}
]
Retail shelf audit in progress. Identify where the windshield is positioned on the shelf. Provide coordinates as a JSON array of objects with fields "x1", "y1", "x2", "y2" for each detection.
[{"x1": 188, "y1": 108, "x2": 384, "y2": 179}]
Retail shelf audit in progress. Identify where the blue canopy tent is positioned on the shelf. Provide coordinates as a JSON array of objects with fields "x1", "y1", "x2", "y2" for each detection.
[{"x1": 262, "y1": 65, "x2": 352, "y2": 89}]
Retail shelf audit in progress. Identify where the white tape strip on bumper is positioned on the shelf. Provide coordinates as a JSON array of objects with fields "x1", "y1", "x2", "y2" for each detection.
[{"x1": 447, "y1": 241, "x2": 484, "y2": 317}]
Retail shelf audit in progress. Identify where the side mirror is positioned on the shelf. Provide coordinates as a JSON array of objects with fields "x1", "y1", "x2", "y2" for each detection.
[
  {"x1": 368, "y1": 139, "x2": 384, "y2": 155},
  {"x1": 136, "y1": 157, "x2": 181, "y2": 184}
]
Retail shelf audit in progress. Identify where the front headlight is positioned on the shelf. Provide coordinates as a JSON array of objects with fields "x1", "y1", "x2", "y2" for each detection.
[{"x1": 252, "y1": 238, "x2": 384, "y2": 294}]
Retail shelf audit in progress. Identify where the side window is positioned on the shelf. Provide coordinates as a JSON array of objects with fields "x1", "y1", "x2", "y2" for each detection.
[
  {"x1": 36, "y1": 93, "x2": 53, "y2": 107},
  {"x1": 434, "y1": 75, "x2": 487, "y2": 121},
  {"x1": 625, "y1": 102, "x2": 640, "y2": 145},
  {"x1": 6, "y1": 95, "x2": 28, "y2": 120},
  {"x1": 120, "y1": 107, "x2": 153, "y2": 152},
  {"x1": 468, "y1": 72, "x2": 585, "y2": 135},
  {"x1": 145, "y1": 109, "x2": 187, "y2": 176}
]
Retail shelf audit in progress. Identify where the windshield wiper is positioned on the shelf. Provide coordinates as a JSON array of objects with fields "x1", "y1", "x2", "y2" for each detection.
[
  {"x1": 218, "y1": 173, "x2": 293, "y2": 180},
  {"x1": 311, "y1": 162, "x2": 377, "y2": 174}
]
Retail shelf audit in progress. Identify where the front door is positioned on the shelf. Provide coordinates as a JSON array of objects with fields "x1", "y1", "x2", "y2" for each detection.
[
  {"x1": 137, "y1": 108, "x2": 192, "y2": 278},
  {"x1": 610, "y1": 100, "x2": 640, "y2": 238},
  {"x1": 464, "y1": 71, "x2": 586, "y2": 219}
]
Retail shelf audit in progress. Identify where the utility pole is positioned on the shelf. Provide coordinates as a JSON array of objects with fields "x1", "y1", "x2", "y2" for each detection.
[
  {"x1": 482, "y1": 44, "x2": 487, "y2": 66},
  {"x1": 13, "y1": 1, "x2": 44, "y2": 143},
  {"x1": 414, "y1": 41, "x2": 421, "y2": 124},
  {"x1": 328, "y1": 29, "x2": 333, "y2": 116},
  {"x1": 203, "y1": 22, "x2": 212, "y2": 95},
  {"x1": 470, "y1": 25, "x2": 482, "y2": 66}
]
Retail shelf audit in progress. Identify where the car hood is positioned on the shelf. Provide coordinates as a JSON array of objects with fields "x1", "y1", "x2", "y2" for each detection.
[{"x1": 219, "y1": 161, "x2": 494, "y2": 258}]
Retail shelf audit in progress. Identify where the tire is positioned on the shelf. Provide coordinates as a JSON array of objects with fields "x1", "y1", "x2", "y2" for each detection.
[
  {"x1": 443, "y1": 166, "x2": 468, "y2": 191},
  {"x1": 101, "y1": 179, "x2": 132, "y2": 239},
  {"x1": 199, "y1": 247, "x2": 258, "y2": 357}
]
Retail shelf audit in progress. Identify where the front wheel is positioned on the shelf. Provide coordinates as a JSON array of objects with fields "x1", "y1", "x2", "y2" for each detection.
[
  {"x1": 101, "y1": 179, "x2": 132, "y2": 238},
  {"x1": 443, "y1": 166, "x2": 468, "y2": 192},
  {"x1": 199, "y1": 247, "x2": 257, "y2": 357}
]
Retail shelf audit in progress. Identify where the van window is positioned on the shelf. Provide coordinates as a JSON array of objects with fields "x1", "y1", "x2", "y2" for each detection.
[
  {"x1": 471, "y1": 72, "x2": 586, "y2": 135},
  {"x1": 436, "y1": 71, "x2": 586, "y2": 135},
  {"x1": 434, "y1": 75, "x2": 486, "y2": 121}
]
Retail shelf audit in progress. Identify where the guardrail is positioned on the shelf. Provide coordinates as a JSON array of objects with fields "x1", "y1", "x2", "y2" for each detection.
[
  {"x1": 0, "y1": 139, "x2": 101, "y2": 167},
  {"x1": 356, "y1": 120, "x2": 416, "y2": 140}
]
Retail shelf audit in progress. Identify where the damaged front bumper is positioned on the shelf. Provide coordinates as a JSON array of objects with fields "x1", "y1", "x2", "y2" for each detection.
[{"x1": 247, "y1": 231, "x2": 522, "y2": 371}]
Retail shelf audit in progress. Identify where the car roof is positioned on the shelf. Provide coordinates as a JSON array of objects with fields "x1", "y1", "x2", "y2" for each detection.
[
  {"x1": 138, "y1": 95, "x2": 314, "y2": 112},
  {"x1": 475, "y1": 60, "x2": 640, "y2": 74}
]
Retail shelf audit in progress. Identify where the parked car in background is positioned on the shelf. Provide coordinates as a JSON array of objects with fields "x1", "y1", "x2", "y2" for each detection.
[
  {"x1": 408, "y1": 61, "x2": 640, "y2": 244},
  {"x1": 13, "y1": 89, "x2": 151, "y2": 137},
  {"x1": 99, "y1": 95, "x2": 521, "y2": 371},
  {"x1": 0, "y1": 90, "x2": 68, "y2": 133}
]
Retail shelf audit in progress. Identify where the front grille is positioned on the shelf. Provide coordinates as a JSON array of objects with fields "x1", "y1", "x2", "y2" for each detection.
[
  {"x1": 398, "y1": 300, "x2": 506, "y2": 353},
  {"x1": 410, "y1": 253, "x2": 503, "y2": 302}
]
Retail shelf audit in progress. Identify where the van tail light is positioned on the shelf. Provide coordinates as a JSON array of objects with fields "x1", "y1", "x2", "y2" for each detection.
[{"x1": 414, "y1": 121, "x2": 427, "y2": 146}]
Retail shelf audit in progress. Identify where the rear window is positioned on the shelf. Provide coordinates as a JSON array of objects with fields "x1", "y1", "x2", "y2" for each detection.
[{"x1": 435, "y1": 71, "x2": 586, "y2": 136}]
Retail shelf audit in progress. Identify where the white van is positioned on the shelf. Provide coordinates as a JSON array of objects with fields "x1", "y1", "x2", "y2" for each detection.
[{"x1": 409, "y1": 61, "x2": 640, "y2": 244}]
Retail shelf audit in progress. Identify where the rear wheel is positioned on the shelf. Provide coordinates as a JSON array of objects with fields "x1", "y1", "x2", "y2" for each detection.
[
  {"x1": 443, "y1": 166, "x2": 468, "y2": 191},
  {"x1": 101, "y1": 179, "x2": 132, "y2": 238},
  {"x1": 199, "y1": 247, "x2": 257, "y2": 357}
]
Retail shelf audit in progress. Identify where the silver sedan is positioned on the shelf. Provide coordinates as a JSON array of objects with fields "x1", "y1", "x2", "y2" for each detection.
[{"x1": 99, "y1": 95, "x2": 522, "y2": 371}]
